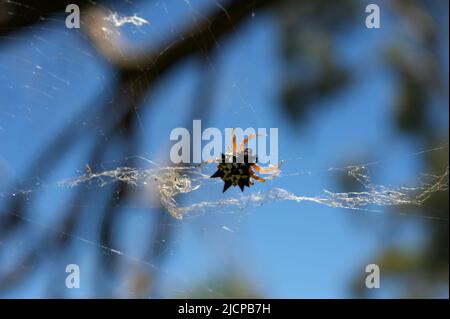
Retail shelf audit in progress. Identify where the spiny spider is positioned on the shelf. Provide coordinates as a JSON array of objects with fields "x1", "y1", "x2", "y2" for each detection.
[{"x1": 210, "y1": 131, "x2": 280, "y2": 192}]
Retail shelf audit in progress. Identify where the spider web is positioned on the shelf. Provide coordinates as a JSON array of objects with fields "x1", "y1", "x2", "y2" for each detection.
[
  {"x1": 0, "y1": 146, "x2": 448, "y2": 297},
  {"x1": 43, "y1": 149, "x2": 450, "y2": 221}
]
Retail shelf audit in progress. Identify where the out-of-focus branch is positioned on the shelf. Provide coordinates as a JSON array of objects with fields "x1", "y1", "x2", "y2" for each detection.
[{"x1": 85, "y1": 0, "x2": 277, "y2": 77}]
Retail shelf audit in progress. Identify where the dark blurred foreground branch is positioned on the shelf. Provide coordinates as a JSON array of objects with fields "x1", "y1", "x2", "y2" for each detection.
[{"x1": 0, "y1": 0, "x2": 279, "y2": 295}]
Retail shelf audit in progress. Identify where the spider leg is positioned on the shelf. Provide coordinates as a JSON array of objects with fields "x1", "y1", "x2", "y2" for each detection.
[
  {"x1": 231, "y1": 129, "x2": 239, "y2": 155},
  {"x1": 252, "y1": 163, "x2": 280, "y2": 174},
  {"x1": 240, "y1": 133, "x2": 256, "y2": 151},
  {"x1": 249, "y1": 167, "x2": 265, "y2": 182}
]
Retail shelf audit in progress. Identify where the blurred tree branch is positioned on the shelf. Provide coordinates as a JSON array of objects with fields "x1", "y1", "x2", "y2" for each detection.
[{"x1": 0, "y1": 0, "x2": 279, "y2": 296}]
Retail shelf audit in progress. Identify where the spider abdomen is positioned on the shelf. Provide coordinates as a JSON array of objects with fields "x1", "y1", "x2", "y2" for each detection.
[{"x1": 210, "y1": 157, "x2": 253, "y2": 192}]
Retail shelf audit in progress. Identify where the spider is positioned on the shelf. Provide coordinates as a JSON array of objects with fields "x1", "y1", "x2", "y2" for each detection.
[{"x1": 210, "y1": 131, "x2": 280, "y2": 192}]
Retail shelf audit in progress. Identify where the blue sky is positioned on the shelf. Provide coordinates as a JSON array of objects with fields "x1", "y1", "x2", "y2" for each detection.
[{"x1": 0, "y1": 0, "x2": 447, "y2": 298}]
